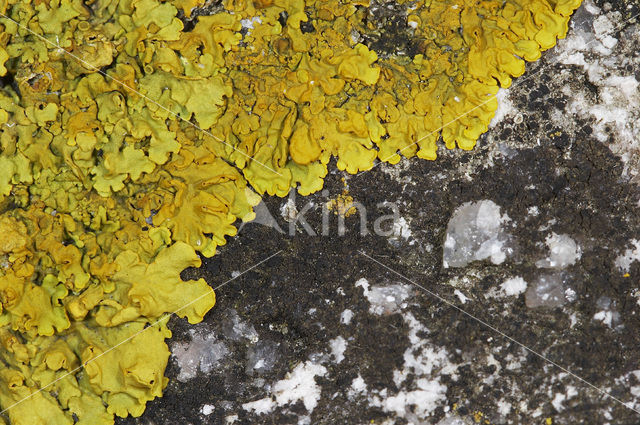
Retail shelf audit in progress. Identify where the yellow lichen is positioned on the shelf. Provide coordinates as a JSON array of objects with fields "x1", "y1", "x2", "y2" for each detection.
[
  {"x1": 326, "y1": 193, "x2": 357, "y2": 218},
  {"x1": 327, "y1": 179, "x2": 358, "y2": 217},
  {"x1": 0, "y1": 0, "x2": 582, "y2": 422}
]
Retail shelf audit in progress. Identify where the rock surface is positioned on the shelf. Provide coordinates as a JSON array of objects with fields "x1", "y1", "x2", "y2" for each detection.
[{"x1": 118, "y1": 0, "x2": 640, "y2": 424}]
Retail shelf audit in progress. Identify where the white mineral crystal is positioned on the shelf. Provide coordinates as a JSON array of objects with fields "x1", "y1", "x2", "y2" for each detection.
[
  {"x1": 172, "y1": 331, "x2": 229, "y2": 382},
  {"x1": 615, "y1": 239, "x2": 640, "y2": 272},
  {"x1": 246, "y1": 340, "x2": 279, "y2": 375},
  {"x1": 525, "y1": 273, "x2": 566, "y2": 308},
  {"x1": 443, "y1": 200, "x2": 511, "y2": 268},
  {"x1": 536, "y1": 233, "x2": 581, "y2": 269},
  {"x1": 437, "y1": 415, "x2": 472, "y2": 425},
  {"x1": 500, "y1": 276, "x2": 528, "y2": 296},
  {"x1": 355, "y1": 278, "x2": 412, "y2": 315}
]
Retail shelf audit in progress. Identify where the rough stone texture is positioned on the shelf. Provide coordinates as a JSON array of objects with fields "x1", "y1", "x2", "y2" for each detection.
[{"x1": 118, "y1": 0, "x2": 640, "y2": 424}]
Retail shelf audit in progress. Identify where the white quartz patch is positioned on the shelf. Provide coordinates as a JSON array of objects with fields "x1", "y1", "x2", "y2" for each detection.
[
  {"x1": 242, "y1": 397, "x2": 275, "y2": 415},
  {"x1": 437, "y1": 415, "x2": 472, "y2": 425},
  {"x1": 500, "y1": 276, "x2": 528, "y2": 296},
  {"x1": 536, "y1": 233, "x2": 581, "y2": 269},
  {"x1": 172, "y1": 331, "x2": 229, "y2": 383},
  {"x1": 551, "y1": 385, "x2": 578, "y2": 412},
  {"x1": 348, "y1": 375, "x2": 367, "y2": 398},
  {"x1": 489, "y1": 88, "x2": 515, "y2": 128},
  {"x1": 222, "y1": 309, "x2": 259, "y2": 342},
  {"x1": 553, "y1": 1, "x2": 640, "y2": 181},
  {"x1": 243, "y1": 361, "x2": 327, "y2": 415},
  {"x1": 356, "y1": 278, "x2": 412, "y2": 315},
  {"x1": 340, "y1": 309, "x2": 354, "y2": 325},
  {"x1": 240, "y1": 16, "x2": 262, "y2": 30},
  {"x1": 615, "y1": 240, "x2": 640, "y2": 272},
  {"x1": 392, "y1": 217, "x2": 413, "y2": 241},
  {"x1": 200, "y1": 404, "x2": 215, "y2": 415},
  {"x1": 628, "y1": 371, "x2": 640, "y2": 399},
  {"x1": 443, "y1": 200, "x2": 511, "y2": 268},
  {"x1": 246, "y1": 340, "x2": 279, "y2": 375},
  {"x1": 593, "y1": 296, "x2": 620, "y2": 328},
  {"x1": 329, "y1": 336, "x2": 347, "y2": 363},
  {"x1": 273, "y1": 361, "x2": 327, "y2": 411},
  {"x1": 454, "y1": 289, "x2": 470, "y2": 303},
  {"x1": 370, "y1": 313, "x2": 456, "y2": 421},
  {"x1": 374, "y1": 380, "x2": 447, "y2": 419},
  {"x1": 525, "y1": 273, "x2": 566, "y2": 308}
]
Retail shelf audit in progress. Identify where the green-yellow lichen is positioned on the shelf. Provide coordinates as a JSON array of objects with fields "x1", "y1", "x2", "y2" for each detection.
[{"x1": 0, "y1": 0, "x2": 582, "y2": 422}]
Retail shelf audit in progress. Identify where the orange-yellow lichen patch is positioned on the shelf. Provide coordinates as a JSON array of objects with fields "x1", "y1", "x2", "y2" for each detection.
[{"x1": 326, "y1": 193, "x2": 358, "y2": 217}]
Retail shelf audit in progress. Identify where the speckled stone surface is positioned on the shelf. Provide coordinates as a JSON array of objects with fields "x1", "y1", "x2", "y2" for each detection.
[{"x1": 118, "y1": 0, "x2": 640, "y2": 424}]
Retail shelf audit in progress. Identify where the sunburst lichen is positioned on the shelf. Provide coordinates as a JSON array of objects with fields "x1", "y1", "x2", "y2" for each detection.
[{"x1": 0, "y1": 0, "x2": 581, "y2": 422}]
